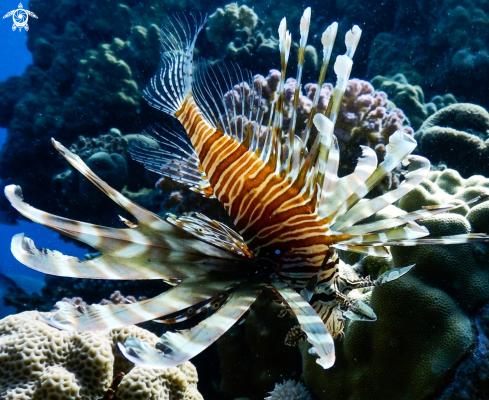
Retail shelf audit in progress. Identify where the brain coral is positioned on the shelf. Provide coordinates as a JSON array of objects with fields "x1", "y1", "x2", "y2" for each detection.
[
  {"x1": 300, "y1": 199, "x2": 489, "y2": 400},
  {"x1": 397, "y1": 168, "x2": 489, "y2": 215},
  {"x1": 414, "y1": 104, "x2": 489, "y2": 177},
  {"x1": 0, "y1": 311, "x2": 203, "y2": 400}
]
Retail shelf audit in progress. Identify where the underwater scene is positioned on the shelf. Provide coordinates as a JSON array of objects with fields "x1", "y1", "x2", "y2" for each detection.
[{"x1": 1, "y1": 0, "x2": 489, "y2": 399}]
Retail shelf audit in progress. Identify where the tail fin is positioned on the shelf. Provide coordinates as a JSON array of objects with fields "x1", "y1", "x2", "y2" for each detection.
[{"x1": 144, "y1": 13, "x2": 206, "y2": 116}]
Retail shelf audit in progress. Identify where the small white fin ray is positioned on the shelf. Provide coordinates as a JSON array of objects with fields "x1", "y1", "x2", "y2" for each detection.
[
  {"x1": 130, "y1": 125, "x2": 214, "y2": 197},
  {"x1": 144, "y1": 13, "x2": 206, "y2": 116}
]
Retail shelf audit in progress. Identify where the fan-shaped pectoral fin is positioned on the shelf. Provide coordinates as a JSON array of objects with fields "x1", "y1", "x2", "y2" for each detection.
[
  {"x1": 42, "y1": 276, "x2": 241, "y2": 331},
  {"x1": 270, "y1": 278, "x2": 335, "y2": 369},
  {"x1": 118, "y1": 281, "x2": 264, "y2": 368},
  {"x1": 10, "y1": 233, "x2": 195, "y2": 281}
]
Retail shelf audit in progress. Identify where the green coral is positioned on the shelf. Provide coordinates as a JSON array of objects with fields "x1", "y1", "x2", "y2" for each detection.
[
  {"x1": 414, "y1": 104, "x2": 489, "y2": 177},
  {"x1": 397, "y1": 168, "x2": 489, "y2": 214},
  {"x1": 301, "y1": 274, "x2": 474, "y2": 400},
  {"x1": 371, "y1": 74, "x2": 457, "y2": 130},
  {"x1": 301, "y1": 199, "x2": 489, "y2": 400}
]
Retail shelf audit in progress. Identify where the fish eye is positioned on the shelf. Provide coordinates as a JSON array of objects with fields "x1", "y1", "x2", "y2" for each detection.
[{"x1": 186, "y1": 308, "x2": 194, "y2": 315}]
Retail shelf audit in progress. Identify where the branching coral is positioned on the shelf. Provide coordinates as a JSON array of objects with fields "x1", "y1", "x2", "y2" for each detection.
[{"x1": 227, "y1": 70, "x2": 413, "y2": 191}]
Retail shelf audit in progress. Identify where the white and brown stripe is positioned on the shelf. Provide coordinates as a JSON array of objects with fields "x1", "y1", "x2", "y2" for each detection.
[{"x1": 174, "y1": 94, "x2": 349, "y2": 278}]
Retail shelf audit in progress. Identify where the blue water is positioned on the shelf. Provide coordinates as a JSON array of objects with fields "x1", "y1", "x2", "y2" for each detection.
[
  {"x1": 0, "y1": 1, "x2": 32, "y2": 148},
  {"x1": 0, "y1": 1, "x2": 86, "y2": 317}
]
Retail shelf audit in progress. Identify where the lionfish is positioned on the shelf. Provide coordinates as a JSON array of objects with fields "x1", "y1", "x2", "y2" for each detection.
[{"x1": 5, "y1": 8, "x2": 489, "y2": 370}]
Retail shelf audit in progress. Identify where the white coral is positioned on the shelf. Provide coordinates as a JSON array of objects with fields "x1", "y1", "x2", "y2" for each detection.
[
  {"x1": 0, "y1": 311, "x2": 203, "y2": 400},
  {"x1": 265, "y1": 379, "x2": 312, "y2": 400}
]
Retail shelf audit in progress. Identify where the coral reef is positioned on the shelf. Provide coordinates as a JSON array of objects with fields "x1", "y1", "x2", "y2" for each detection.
[
  {"x1": 4, "y1": 274, "x2": 171, "y2": 315},
  {"x1": 234, "y1": 70, "x2": 412, "y2": 190},
  {"x1": 414, "y1": 104, "x2": 489, "y2": 177},
  {"x1": 51, "y1": 128, "x2": 164, "y2": 227},
  {"x1": 438, "y1": 297, "x2": 489, "y2": 399},
  {"x1": 3, "y1": 0, "x2": 489, "y2": 224},
  {"x1": 371, "y1": 74, "x2": 457, "y2": 130},
  {"x1": 397, "y1": 168, "x2": 489, "y2": 215},
  {"x1": 205, "y1": 4, "x2": 318, "y2": 79},
  {"x1": 265, "y1": 380, "x2": 312, "y2": 400},
  {"x1": 0, "y1": 311, "x2": 202, "y2": 400},
  {"x1": 300, "y1": 199, "x2": 489, "y2": 400},
  {"x1": 366, "y1": 0, "x2": 489, "y2": 109},
  {"x1": 0, "y1": 0, "x2": 179, "y2": 222},
  {"x1": 206, "y1": 3, "x2": 261, "y2": 56},
  {"x1": 69, "y1": 128, "x2": 128, "y2": 160},
  {"x1": 55, "y1": 290, "x2": 148, "y2": 311}
]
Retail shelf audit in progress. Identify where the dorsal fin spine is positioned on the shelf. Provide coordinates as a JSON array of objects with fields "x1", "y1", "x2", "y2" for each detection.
[
  {"x1": 296, "y1": 25, "x2": 361, "y2": 195},
  {"x1": 302, "y1": 22, "x2": 338, "y2": 152},
  {"x1": 144, "y1": 13, "x2": 207, "y2": 117},
  {"x1": 286, "y1": 8, "x2": 311, "y2": 173},
  {"x1": 275, "y1": 18, "x2": 292, "y2": 171},
  {"x1": 325, "y1": 25, "x2": 362, "y2": 122}
]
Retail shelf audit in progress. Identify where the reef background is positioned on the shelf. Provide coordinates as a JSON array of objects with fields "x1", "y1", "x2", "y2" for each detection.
[{"x1": 1, "y1": 0, "x2": 489, "y2": 399}]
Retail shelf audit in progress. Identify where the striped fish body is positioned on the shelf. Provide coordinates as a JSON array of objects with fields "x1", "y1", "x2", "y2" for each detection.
[{"x1": 176, "y1": 94, "x2": 347, "y2": 285}]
